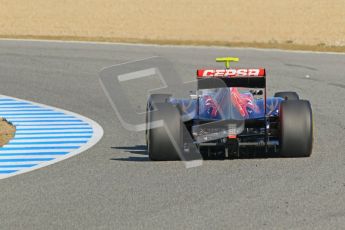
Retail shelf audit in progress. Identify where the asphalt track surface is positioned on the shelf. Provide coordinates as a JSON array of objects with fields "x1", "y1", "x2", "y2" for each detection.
[{"x1": 0, "y1": 40, "x2": 345, "y2": 230}]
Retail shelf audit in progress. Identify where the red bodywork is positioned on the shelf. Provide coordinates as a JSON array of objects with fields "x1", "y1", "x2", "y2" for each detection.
[{"x1": 197, "y1": 68, "x2": 265, "y2": 78}]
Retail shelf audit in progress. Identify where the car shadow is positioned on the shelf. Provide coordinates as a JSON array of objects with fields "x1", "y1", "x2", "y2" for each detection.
[
  {"x1": 111, "y1": 145, "x2": 149, "y2": 162},
  {"x1": 236, "y1": 151, "x2": 282, "y2": 159},
  {"x1": 110, "y1": 145, "x2": 285, "y2": 162},
  {"x1": 111, "y1": 145, "x2": 148, "y2": 155}
]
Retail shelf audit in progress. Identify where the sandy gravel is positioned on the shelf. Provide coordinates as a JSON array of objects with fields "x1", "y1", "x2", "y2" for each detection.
[
  {"x1": 0, "y1": 118, "x2": 15, "y2": 147},
  {"x1": 0, "y1": 0, "x2": 344, "y2": 46}
]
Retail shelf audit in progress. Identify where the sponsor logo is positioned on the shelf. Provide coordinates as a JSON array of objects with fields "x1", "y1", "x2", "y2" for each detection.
[{"x1": 197, "y1": 69, "x2": 265, "y2": 78}]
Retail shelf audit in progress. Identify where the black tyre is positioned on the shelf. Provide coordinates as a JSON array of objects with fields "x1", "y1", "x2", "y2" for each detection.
[
  {"x1": 146, "y1": 94, "x2": 171, "y2": 146},
  {"x1": 279, "y1": 100, "x2": 313, "y2": 157},
  {"x1": 147, "y1": 102, "x2": 182, "y2": 161},
  {"x1": 274, "y1": 91, "x2": 299, "y2": 100}
]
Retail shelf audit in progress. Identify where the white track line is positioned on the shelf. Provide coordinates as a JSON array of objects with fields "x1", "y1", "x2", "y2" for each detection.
[
  {"x1": 8, "y1": 118, "x2": 84, "y2": 121},
  {"x1": 1, "y1": 109, "x2": 53, "y2": 112},
  {"x1": 14, "y1": 134, "x2": 92, "y2": 138},
  {"x1": 0, "y1": 156, "x2": 61, "y2": 159},
  {"x1": 4, "y1": 144, "x2": 87, "y2": 148},
  {"x1": 12, "y1": 122, "x2": 89, "y2": 125},
  {"x1": 10, "y1": 138, "x2": 90, "y2": 143},
  {"x1": 15, "y1": 130, "x2": 92, "y2": 134},
  {"x1": 0, "y1": 111, "x2": 63, "y2": 114},
  {"x1": 15, "y1": 125, "x2": 91, "y2": 128},
  {"x1": 0, "y1": 149, "x2": 78, "y2": 153},
  {"x1": 4, "y1": 114, "x2": 75, "y2": 119},
  {"x1": 0, "y1": 105, "x2": 43, "y2": 108},
  {"x1": 0, "y1": 162, "x2": 42, "y2": 166}
]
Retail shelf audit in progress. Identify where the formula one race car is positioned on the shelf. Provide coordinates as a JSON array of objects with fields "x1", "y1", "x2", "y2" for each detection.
[{"x1": 146, "y1": 57, "x2": 313, "y2": 160}]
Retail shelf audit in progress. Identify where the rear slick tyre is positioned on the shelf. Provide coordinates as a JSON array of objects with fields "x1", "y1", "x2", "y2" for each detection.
[
  {"x1": 146, "y1": 94, "x2": 171, "y2": 147},
  {"x1": 147, "y1": 103, "x2": 182, "y2": 161},
  {"x1": 279, "y1": 100, "x2": 313, "y2": 157}
]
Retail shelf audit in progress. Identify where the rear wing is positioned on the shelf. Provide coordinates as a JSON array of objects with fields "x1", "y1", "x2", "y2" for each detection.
[{"x1": 197, "y1": 68, "x2": 266, "y2": 89}]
